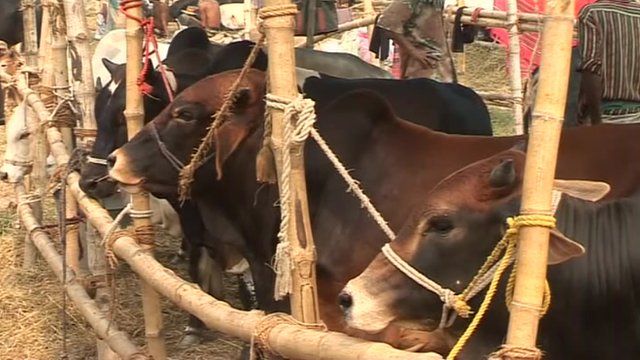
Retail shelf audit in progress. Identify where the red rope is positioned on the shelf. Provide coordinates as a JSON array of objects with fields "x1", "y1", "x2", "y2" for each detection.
[
  {"x1": 119, "y1": 0, "x2": 175, "y2": 102},
  {"x1": 471, "y1": 8, "x2": 484, "y2": 23}
]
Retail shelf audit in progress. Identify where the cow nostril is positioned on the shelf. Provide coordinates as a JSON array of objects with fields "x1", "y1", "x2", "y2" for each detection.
[
  {"x1": 106, "y1": 154, "x2": 116, "y2": 169},
  {"x1": 0, "y1": 172, "x2": 7, "y2": 181},
  {"x1": 338, "y1": 291, "x2": 353, "y2": 310}
]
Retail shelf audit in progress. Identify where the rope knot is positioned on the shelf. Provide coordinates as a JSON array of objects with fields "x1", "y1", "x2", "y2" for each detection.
[{"x1": 451, "y1": 295, "x2": 472, "y2": 319}]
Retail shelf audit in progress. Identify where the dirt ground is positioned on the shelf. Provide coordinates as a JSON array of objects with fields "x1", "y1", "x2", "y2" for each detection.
[{"x1": 0, "y1": 1, "x2": 515, "y2": 358}]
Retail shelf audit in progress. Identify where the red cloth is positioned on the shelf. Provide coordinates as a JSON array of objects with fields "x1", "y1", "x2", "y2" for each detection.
[{"x1": 490, "y1": 0, "x2": 596, "y2": 78}]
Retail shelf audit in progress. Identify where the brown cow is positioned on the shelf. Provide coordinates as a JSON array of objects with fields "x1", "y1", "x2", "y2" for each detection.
[
  {"x1": 341, "y1": 148, "x2": 640, "y2": 358},
  {"x1": 107, "y1": 69, "x2": 640, "y2": 351}
]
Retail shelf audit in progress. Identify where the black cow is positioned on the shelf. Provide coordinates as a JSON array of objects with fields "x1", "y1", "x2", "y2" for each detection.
[
  {"x1": 303, "y1": 76, "x2": 493, "y2": 135},
  {"x1": 341, "y1": 147, "x2": 640, "y2": 358}
]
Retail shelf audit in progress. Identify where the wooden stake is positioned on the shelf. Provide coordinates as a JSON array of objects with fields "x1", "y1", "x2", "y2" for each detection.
[
  {"x1": 503, "y1": 0, "x2": 574, "y2": 356},
  {"x1": 262, "y1": 0, "x2": 321, "y2": 323},
  {"x1": 21, "y1": 0, "x2": 43, "y2": 270},
  {"x1": 124, "y1": 3, "x2": 167, "y2": 359},
  {"x1": 506, "y1": 0, "x2": 524, "y2": 135}
]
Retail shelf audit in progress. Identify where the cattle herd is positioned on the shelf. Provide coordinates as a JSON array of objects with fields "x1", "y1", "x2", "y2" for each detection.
[{"x1": 1, "y1": 2, "x2": 640, "y2": 360}]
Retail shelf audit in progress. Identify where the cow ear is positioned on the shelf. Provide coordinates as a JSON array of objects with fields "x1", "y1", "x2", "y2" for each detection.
[
  {"x1": 102, "y1": 58, "x2": 126, "y2": 85},
  {"x1": 553, "y1": 179, "x2": 610, "y2": 202},
  {"x1": 548, "y1": 228, "x2": 585, "y2": 265},
  {"x1": 214, "y1": 119, "x2": 250, "y2": 180}
]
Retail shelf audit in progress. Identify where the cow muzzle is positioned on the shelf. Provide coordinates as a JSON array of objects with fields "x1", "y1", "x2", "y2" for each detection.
[
  {"x1": 340, "y1": 275, "x2": 397, "y2": 333},
  {"x1": 107, "y1": 149, "x2": 144, "y2": 189}
]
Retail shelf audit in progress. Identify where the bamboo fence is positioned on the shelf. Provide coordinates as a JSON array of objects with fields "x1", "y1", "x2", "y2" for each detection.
[{"x1": 8, "y1": 69, "x2": 443, "y2": 359}]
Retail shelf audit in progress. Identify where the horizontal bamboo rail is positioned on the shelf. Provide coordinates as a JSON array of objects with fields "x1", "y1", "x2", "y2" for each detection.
[
  {"x1": 305, "y1": 15, "x2": 377, "y2": 45},
  {"x1": 8, "y1": 69, "x2": 444, "y2": 359},
  {"x1": 443, "y1": 6, "x2": 578, "y2": 37},
  {"x1": 15, "y1": 184, "x2": 146, "y2": 360}
]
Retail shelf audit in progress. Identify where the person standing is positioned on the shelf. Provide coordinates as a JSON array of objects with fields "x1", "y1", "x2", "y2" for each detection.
[
  {"x1": 376, "y1": 0, "x2": 456, "y2": 81},
  {"x1": 578, "y1": 0, "x2": 640, "y2": 124}
]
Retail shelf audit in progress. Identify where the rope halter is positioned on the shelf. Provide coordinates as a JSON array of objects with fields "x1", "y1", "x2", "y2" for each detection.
[{"x1": 380, "y1": 214, "x2": 556, "y2": 333}]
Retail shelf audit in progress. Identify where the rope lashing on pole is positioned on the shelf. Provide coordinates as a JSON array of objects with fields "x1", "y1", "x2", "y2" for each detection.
[
  {"x1": 379, "y1": 214, "x2": 555, "y2": 360},
  {"x1": 265, "y1": 94, "x2": 396, "y2": 299},
  {"x1": 119, "y1": 0, "x2": 175, "y2": 102},
  {"x1": 250, "y1": 312, "x2": 327, "y2": 359}
]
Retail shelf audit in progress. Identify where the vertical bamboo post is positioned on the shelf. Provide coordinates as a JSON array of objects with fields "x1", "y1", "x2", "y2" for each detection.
[
  {"x1": 244, "y1": 0, "x2": 257, "y2": 40},
  {"x1": 124, "y1": 3, "x2": 167, "y2": 359},
  {"x1": 21, "y1": 0, "x2": 42, "y2": 269},
  {"x1": 455, "y1": 0, "x2": 466, "y2": 75},
  {"x1": 49, "y1": 1, "x2": 81, "y2": 275},
  {"x1": 262, "y1": 0, "x2": 321, "y2": 323},
  {"x1": 503, "y1": 0, "x2": 574, "y2": 355},
  {"x1": 61, "y1": 0, "x2": 97, "y2": 135},
  {"x1": 507, "y1": 0, "x2": 524, "y2": 135},
  {"x1": 362, "y1": 0, "x2": 379, "y2": 66}
]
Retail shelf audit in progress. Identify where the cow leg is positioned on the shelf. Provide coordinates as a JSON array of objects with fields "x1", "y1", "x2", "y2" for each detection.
[{"x1": 180, "y1": 245, "x2": 225, "y2": 347}]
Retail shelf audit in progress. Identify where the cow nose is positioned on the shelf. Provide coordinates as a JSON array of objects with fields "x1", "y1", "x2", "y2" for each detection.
[
  {"x1": 79, "y1": 177, "x2": 98, "y2": 192},
  {"x1": 0, "y1": 171, "x2": 8, "y2": 181},
  {"x1": 106, "y1": 154, "x2": 116, "y2": 169},
  {"x1": 338, "y1": 291, "x2": 353, "y2": 311}
]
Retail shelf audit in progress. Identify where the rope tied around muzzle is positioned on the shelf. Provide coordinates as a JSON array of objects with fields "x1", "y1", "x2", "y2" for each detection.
[{"x1": 381, "y1": 214, "x2": 555, "y2": 360}]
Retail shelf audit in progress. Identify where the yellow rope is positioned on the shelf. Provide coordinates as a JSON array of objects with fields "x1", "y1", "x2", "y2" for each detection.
[{"x1": 446, "y1": 214, "x2": 555, "y2": 360}]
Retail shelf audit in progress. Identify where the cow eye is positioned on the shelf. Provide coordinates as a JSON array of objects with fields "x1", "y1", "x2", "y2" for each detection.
[
  {"x1": 18, "y1": 132, "x2": 30, "y2": 140},
  {"x1": 428, "y1": 216, "x2": 454, "y2": 234}
]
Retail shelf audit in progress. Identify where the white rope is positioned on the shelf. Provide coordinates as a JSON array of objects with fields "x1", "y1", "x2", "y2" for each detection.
[
  {"x1": 266, "y1": 94, "x2": 316, "y2": 300},
  {"x1": 86, "y1": 156, "x2": 108, "y2": 166},
  {"x1": 129, "y1": 208, "x2": 154, "y2": 219},
  {"x1": 265, "y1": 93, "x2": 397, "y2": 300},
  {"x1": 17, "y1": 191, "x2": 42, "y2": 207},
  {"x1": 101, "y1": 203, "x2": 131, "y2": 246}
]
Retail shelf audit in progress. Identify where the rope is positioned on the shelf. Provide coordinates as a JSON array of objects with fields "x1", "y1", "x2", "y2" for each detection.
[
  {"x1": 250, "y1": 313, "x2": 326, "y2": 359},
  {"x1": 446, "y1": 214, "x2": 555, "y2": 360},
  {"x1": 102, "y1": 203, "x2": 132, "y2": 268},
  {"x1": 119, "y1": 0, "x2": 175, "y2": 101},
  {"x1": 263, "y1": 94, "x2": 315, "y2": 300},
  {"x1": 489, "y1": 345, "x2": 543, "y2": 360},
  {"x1": 177, "y1": 34, "x2": 266, "y2": 200}
]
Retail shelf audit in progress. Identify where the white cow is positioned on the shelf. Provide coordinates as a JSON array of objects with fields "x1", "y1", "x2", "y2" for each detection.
[{"x1": 0, "y1": 102, "x2": 30, "y2": 183}]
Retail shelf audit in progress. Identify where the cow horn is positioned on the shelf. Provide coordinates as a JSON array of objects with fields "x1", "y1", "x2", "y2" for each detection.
[{"x1": 489, "y1": 159, "x2": 516, "y2": 188}]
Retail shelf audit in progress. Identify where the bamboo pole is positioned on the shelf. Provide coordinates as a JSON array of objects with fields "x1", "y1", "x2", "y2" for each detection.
[
  {"x1": 61, "y1": 0, "x2": 97, "y2": 135},
  {"x1": 49, "y1": 2, "x2": 82, "y2": 276},
  {"x1": 506, "y1": 0, "x2": 524, "y2": 135},
  {"x1": 502, "y1": 0, "x2": 574, "y2": 356},
  {"x1": 9, "y1": 70, "x2": 444, "y2": 360},
  {"x1": 123, "y1": 3, "x2": 167, "y2": 359},
  {"x1": 21, "y1": 0, "x2": 43, "y2": 269},
  {"x1": 15, "y1": 184, "x2": 147, "y2": 360},
  {"x1": 262, "y1": 0, "x2": 321, "y2": 324}
]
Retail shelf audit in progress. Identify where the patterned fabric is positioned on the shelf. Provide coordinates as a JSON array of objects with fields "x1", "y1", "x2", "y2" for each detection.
[
  {"x1": 377, "y1": 0, "x2": 447, "y2": 78},
  {"x1": 579, "y1": 0, "x2": 640, "y2": 102}
]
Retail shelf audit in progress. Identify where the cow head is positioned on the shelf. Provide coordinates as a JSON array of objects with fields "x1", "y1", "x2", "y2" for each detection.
[
  {"x1": 0, "y1": 102, "x2": 31, "y2": 182},
  {"x1": 79, "y1": 59, "x2": 169, "y2": 199},
  {"x1": 339, "y1": 148, "x2": 608, "y2": 333},
  {"x1": 107, "y1": 69, "x2": 266, "y2": 197}
]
